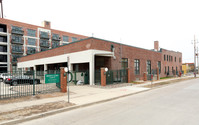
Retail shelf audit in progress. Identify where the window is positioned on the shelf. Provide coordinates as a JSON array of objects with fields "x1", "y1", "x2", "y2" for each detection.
[
  {"x1": 12, "y1": 45, "x2": 23, "y2": 53},
  {"x1": 12, "y1": 26, "x2": 23, "y2": 35},
  {"x1": 11, "y1": 35, "x2": 23, "y2": 44},
  {"x1": 28, "y1": 38, "x2": 36, "y2": 45},
  {"x1": 169, "y1": 56, "x2": 171, "y2": 61},
  {"x1": 158, "y1": 61, "x2": 161, "y2": 73},
  {"x1": 171, "y1": 56, "x2": 173, "y2": 62},
  {"x1": 0, "y1": 45, "x2": 7, "y2": 52},
  {"x1": 40, "y1": 39, "x2": 49, "y2": 47},
  {"x1": 0, "y1": 36, "x2": 7, "y2": 42},
  {"x1": 63, "y1": 36, "x2": 69, "y2": 42},
  {"x1": 168, "y1": 66, "x2": 169, "y2": 74},
  {"x1": 52, "y1": 34, "x2": 60, "y2": 40},
  {"x1": 52, "y1": 41, "x2": 60, "y2": 48},
  {"x1": 27, "y1": 29, "x2": 36, "y2": 37},
  {"x1": 164, "y1": 55, "x2": 166, "y2": 61},
  {"x1": 12, "y1": 55, "x2": 22, "y2": 62},
  {"x1": 175, "y1": 57, "x2": 176, "y2": 62},
  {"x1": 0, "y1": 24, "x2": 7, "y2": 32},
  {"x1": 72, "y1": 37, "x2": 78, "y2": 42},
  {"x1": 176, "y1": 67, "x2": 178, "y2": 74},
  {"x1": 0, "y1": 55, "x2": 7, "y2": 62},
  {"x1": 27, "y1": 47, "x2": 36, "y2": 55},
  {"x1": 12, "y1": 26, "x2": 22, "y2": 30},
  {"x1": 134, "y1": 59, "x2": 140, "y2": 75},
  {"x1": 147, "y1": 60, "x2": 151, "y2": 74},
  {"x1": 40, "y1": 31, "x2": 49, "y2": 39},
  {"x1": 165, "y1": 66, "x2": 167, "y2": 74},
  {"x1": 121, "y1": 58, "x2": 128, "y2": 69},
  {"x1": 167, "y1": 55, "x2": 168, "y2": 61},
  {"x1": 179, "y1": 58, "x2": 181, "y2": 63}
]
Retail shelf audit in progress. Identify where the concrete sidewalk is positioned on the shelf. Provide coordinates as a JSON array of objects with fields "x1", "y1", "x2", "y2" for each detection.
[
  {"x1": 0, "y1": 75, "x2": 196, "y2": 124},
  {"x1": 0, "y1": 85, "x2": 149, "y2": 113}
]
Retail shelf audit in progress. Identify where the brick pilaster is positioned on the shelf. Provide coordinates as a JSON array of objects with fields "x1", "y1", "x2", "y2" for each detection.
[
  {"x1": 60, "y1": 67, "x2": 67, "y2": 93},
  {"x1": 143, "y1": 72, "x2": 147, "y2": 81},
  {"x1": 101, "y1": 68, "x2": 106, "y2": 86},
  {"x1": 157, "y1": 67, "x2": 159, "y2": 80}
]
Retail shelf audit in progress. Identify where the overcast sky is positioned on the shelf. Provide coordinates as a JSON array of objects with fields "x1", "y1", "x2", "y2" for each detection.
[{"x1": 3, "y1": 0, "x2": 199, "y2": 63}]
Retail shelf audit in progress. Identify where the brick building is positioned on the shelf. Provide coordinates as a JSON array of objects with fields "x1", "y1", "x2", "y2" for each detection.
[
  {"x1": 18, "y1": 37, "x2": 182, "y2": 85},
  {"x1": 0, "y1": 18, "x2": 88, "y2": 72}
]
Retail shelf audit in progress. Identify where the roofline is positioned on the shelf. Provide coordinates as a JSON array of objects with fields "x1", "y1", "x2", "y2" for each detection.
[
  {"x1": 19, "y1": 37, "x2": 164, "y2": 60},
  {"x1": 89, "y1": 37, "x2": 162, "y2": 53},
  {"x1": 160, "y1": 48, "x2": 182, "y2": 54}
]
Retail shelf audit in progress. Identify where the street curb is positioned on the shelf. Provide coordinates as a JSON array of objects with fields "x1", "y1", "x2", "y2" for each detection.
[{"x1": 0, "y1": 77, "x2": 197, "y2": 125}]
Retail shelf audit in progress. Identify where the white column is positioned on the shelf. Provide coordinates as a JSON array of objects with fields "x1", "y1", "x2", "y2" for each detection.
[
  {"x1": 44, "y1": 64, "x2": 47, "y2": 71},
  {"x1": 69, "y1": 64, "x2": 73, "y2": 71},
  {"x1": 33, "y1": 65, "x2": 36, "y2": 71},
  {"x1": 44, "y1": 64, "x2": 47, "y2": 83},
  {"x1": 89, "y1": 53, "x2": 95, "y2": 85}
]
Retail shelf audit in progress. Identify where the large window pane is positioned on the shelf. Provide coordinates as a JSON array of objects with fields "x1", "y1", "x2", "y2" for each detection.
[
  {"x1": 147, "y1": 60, "x2": 151, "y2": 74},
  {"x1": 63, "y1": 36, "x2": 69, "y2": 42},
  {"x1": 0, "y1": 55, "x2": 7, "y2": 62},
  {"x1": 158, "y1": 61, "x2": 161, "y2": 73},
  {"x1": 28, "y1": 38, "x2": 36, "y2": 45},
  {"x1": 134, "y1": 59, "x2": 140, "y2": 75},
  {"x1": 0, "y1": 45, "x2": 7, "y2": 52},
  {"x1": 72, "y1": 37, "x2": 78, "y2": 42},
  {"x1": 27, "y1": 29, "x2": 36, "y2": 37},
  {"x1": 122, "y1": 58, "x2": 128, "y2": 69}
]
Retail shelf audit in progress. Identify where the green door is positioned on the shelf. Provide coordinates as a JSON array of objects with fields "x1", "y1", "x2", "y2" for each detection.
[{"x1": 84, "y1": 71, "x2": 89, "y2": 84}]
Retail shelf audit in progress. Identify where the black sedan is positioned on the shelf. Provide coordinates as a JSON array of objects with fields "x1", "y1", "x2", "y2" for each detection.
[{"x1": 4, "y1": 75, "x2": 40, "y2": 86}]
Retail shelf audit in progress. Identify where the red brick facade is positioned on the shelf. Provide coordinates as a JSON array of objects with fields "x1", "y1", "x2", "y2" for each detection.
[
  {"x1": 18, "y1": 38, "x2": 182, "y2": 82},
  {"x1": 160, "y1": 49, "x2": 182, "y2": 77}
]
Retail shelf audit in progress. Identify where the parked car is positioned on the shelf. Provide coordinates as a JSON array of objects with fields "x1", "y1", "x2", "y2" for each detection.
[
  {"x1": 4, "y1": 75, "x2": 40, "y2": 86},
  {"x1": 0, "y1": 73, "x2": 13, "y2": 82}
]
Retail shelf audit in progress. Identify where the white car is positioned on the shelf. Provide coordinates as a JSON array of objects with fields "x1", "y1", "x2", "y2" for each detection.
[{"x1": 0, "y1": 73, "x2": 13, "y2": 82}]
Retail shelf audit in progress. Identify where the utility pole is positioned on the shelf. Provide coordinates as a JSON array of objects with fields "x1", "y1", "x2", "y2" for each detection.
[{"x1": 194, "y1": 35, "x2": 196, "y2": 77}]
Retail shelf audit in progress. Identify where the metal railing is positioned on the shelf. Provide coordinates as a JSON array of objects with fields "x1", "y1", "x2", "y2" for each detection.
[
  {"x1": 106, "y1": 69, "x2": 127, "y2": 85},
  {"x1": 0, "y1": 70, "x2": 61, "y2": 100}
]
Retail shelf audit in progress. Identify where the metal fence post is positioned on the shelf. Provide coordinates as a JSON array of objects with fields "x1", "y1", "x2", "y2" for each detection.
[{"x1": 33, "y1": 70, "x2": 35, "y2": 96}]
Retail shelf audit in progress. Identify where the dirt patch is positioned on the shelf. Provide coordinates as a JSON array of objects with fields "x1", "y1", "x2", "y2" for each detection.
[
  {"x1": 0, "y1": 92, "x2": 67, "y2": 104},
  {"x1": 144, "y1": 77, "x2": 196, "y2": 88},
  {"x1": 0, "y1": 101, "x2": 74, "y2": 122}
]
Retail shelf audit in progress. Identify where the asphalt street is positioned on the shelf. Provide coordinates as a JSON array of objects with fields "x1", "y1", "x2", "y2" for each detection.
[{"x1": 21, "y1": 78, "x2": 199, "y2": 125}]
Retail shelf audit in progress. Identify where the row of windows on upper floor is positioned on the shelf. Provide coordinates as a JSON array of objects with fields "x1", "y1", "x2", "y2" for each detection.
[
  {"x1": 11, "y1": 45, "x2": 52, "y2": 54},
  {"x1": 10, "y1": 26, "x2": 81, "y2": 42},
  {"x1": 8, "y1": 35, "x2": 68, "y2": 48},
  {"x1": 164, "y1": 54, "x2": 181, "y2": 63}
]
